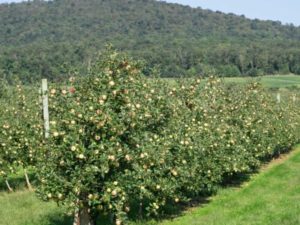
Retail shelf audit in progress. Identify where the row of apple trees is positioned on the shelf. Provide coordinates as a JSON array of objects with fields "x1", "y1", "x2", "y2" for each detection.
[
  {"x1": 0, "y1": 49, "x2": 300, "y2": 225},
  {"x1": 0, "y1": 82, "x2": 43, "y2": 191}
]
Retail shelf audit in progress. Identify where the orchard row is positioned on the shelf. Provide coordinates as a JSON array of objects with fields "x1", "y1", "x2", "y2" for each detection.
[{"x1": 0, "y1": 49, "x2": 300, "y2": 225}]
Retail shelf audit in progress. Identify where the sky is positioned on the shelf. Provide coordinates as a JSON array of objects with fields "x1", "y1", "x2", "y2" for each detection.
[
  {"x1": 0, "y1": 0, "x2": 23, "y2": 2},
  {"x1": 0, "y1": 0, "x2": 299, "y2": 26},
  {"x1": 165, "y1": 0, "x2": 300, "y2": 26}
]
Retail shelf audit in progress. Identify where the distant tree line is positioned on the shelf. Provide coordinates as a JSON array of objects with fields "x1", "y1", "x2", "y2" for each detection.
[{"x1": 1, "y1": 0, "x2": 300, "y2": 83}]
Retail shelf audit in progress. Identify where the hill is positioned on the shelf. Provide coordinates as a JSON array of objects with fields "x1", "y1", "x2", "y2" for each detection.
[{"x1": 1, "y1": 0, "x2": 300, "y2": 82}]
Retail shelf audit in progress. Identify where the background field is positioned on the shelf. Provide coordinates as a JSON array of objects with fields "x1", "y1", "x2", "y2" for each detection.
[
  {"x1": 225, "y1": 75, "x2": 300, "y2": 103},
  {"x1": 224, "y1": 75, "x2": 300, "y2": 88},
  {"x1": 166, "y1": 75, "x2": 300, "y2": 89},
  {"x1": 167, "y1": 75, "x2": 300, "y2": 103}
]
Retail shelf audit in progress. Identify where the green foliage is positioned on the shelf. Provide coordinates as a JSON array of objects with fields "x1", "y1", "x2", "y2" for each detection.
[
  {"x1": 35, "y1": 50, "x2": 300, "y2": 224},
  {"x1": 1, "y1": 0, "x2": 300, "y2": 82},
  {"x1": 0, "y1": 79, "x2": 8, "y2": 98},
  {"x1": 216, "y1": 65, "x2": 241, "y2": 77},
  {"x1": 0, "y1": 85, "x2": 43, "y2": 181},
  {"x1": 246, "y1": 68, "x2": 264, "y2": 77},
  {"x1": 1, "y1": 49, "x2": 300, "y2": 224}
]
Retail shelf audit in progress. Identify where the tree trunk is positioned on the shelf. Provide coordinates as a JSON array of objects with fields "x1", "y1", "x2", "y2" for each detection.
[
  {"x1": 109, "y1": 213, "x2": 115, "y2": 224},
  {"x1": 73, "y1": 207, "x2": 95, "y2": 225},
  {"x1": 24, "y1": 169, "x2": 33, "y2": 191},
  {"x1": 139, "y1": 202, "x2": 143, "y2": 219},
  {"x1": 5, "y1": 179, "x2": 13, "y2": 192},
  {"x1": 73, "y1": 210, "x2": 79, "y2": 225}
]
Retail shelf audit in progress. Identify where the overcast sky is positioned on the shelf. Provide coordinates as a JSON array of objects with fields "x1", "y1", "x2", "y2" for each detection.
[{"x1": 0, "y1": 0, "x2": 299, "y2": 26}]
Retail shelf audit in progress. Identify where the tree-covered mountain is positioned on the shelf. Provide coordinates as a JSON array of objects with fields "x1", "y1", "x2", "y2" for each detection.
[{"x1": 1, "y1": 0, "x2": 300, "y2": 82}]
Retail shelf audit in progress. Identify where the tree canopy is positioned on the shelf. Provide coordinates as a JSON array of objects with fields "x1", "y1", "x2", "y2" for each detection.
[{"x1": 1, "y1": 0, "x2": 300, "y2": 82}]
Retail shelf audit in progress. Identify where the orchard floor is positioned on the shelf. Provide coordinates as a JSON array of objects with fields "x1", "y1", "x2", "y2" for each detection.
[{"x1": 1, "y1": 146, "x2": 300, "y2": 225}]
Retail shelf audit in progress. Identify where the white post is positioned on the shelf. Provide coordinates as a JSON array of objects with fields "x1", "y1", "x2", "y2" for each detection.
[
  {"x1": 42, "y1": 79, "x2": 50, "y2": 138},
  {"x1": 277, "y1": 93, "x2": 281, "y2": 104},
  {"x1": 293, "y1": 95, "x2": 296, "y2": 103},
  {"x1": 39, "y1": 88, "x2": 42, "y2": 109}
]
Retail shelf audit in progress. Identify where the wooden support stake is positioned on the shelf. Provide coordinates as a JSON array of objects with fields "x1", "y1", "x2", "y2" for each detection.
[
  {"x1": 277, "y1": 93, "x2": 281, "y2": 104},
  {"x1": 293, "y1": 95, "x2": 296, "y2": 103},
  {"x1": 5, "y1": 179, "x2": 13, "y2": 192},
  {"x1": 24, "y1": 168, "x2": 33, "y2": 191},
  {"x1": 42, "y1": 79, "x2": 50, "y2": 138}
]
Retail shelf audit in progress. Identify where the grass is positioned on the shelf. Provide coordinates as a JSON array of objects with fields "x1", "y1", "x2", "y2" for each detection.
[
  {"x1": 166, "y1": 75, "x2": 300, "y2": 91},
  {"x1": 0, "y1": 191, "x2": 72, "y2": 225},
  {"x1": 1, "y1": 146, "x2": 300, "y2": 225},
  {"x1": 224, "y1": 74, "x2": 300, "y2": 88},
  {"x1": 225, "y1": 75, "x2": 300, "y2": 103},
  {"x1": 158, "y1": 146, "x2": 300, "y2": 225}
]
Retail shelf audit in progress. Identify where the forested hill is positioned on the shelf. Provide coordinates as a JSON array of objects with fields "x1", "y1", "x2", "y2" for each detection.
[{"x1": 1, "y1": 0, "x2": 300, "y2": 83}]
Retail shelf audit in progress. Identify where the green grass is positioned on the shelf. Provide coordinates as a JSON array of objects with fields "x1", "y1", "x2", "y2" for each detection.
[
  {"x1": 225, "y1": 75, "x2": 300, "y2": 103},
  {"x1": 158, "y1": 146, "x2": 300, "y2": 225},
  {"x1": 165, "y1": 75, "x2": 300, "y2": 89},
  {"x1": 224, "y1": 74, "x2": 300, "y2": 88},
  {"x1": 0, "y1": 191, "x2": 72, "y2": 225},
  {"x1": 1, "y1": 147, "x2": 300, "y2": 225}
]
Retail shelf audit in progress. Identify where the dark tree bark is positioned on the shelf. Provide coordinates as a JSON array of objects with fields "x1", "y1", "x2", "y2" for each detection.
[{"x1": 73, "y1": 206, "x2": 95, "y2": 225}]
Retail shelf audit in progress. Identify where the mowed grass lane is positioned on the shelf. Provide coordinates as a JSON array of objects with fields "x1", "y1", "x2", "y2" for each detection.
[
  {"x1": 166, "y1": 75, "x2": 300, "y2": 89},
  {"x1": 156, "y1": 146, "x2": 300, "y2": 225},
  {"x1": 225, "y1": 74, "x2": 300, "y2": 88}
]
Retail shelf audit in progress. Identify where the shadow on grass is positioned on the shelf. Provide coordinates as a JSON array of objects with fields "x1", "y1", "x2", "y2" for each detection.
[
  {"x1": 83, "y1": 195, "x2": 212, "y2": 225},
  {"x1": 43, "y1": 213, "x2": 73, "y2": 225},
  {"x1": 121, "y1": 195, "x2": 212, "y2": 225},
  {"x1": 221, "y1": 172, "x2": 252, "y2": 188}
]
